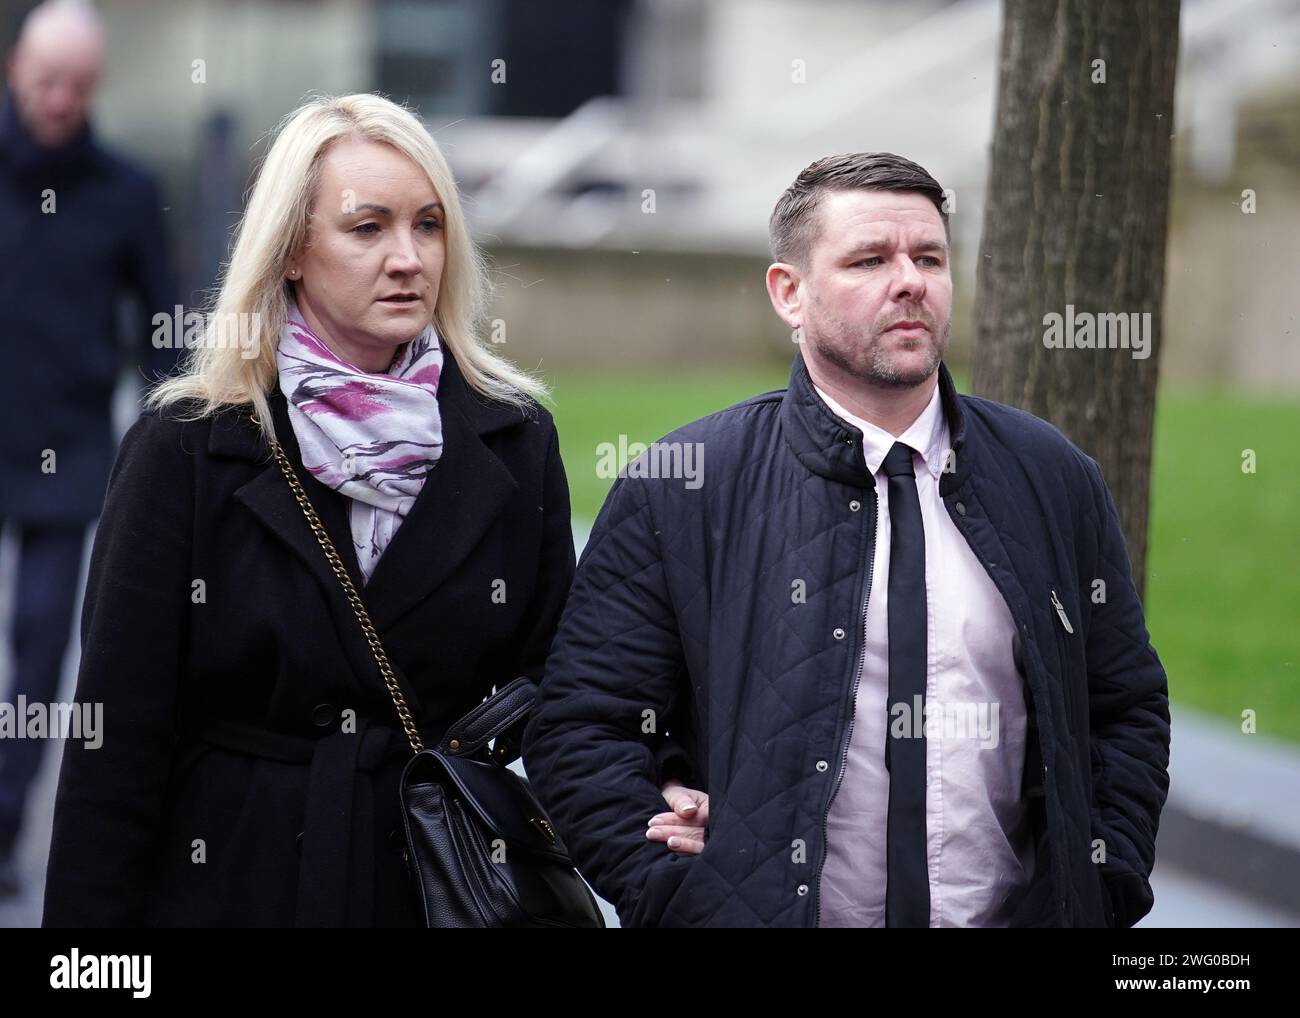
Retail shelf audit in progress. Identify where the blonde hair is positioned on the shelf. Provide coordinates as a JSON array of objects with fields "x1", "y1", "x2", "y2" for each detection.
[{"x1": 148, "y1": 92, "x2": 547, "y2": 443}]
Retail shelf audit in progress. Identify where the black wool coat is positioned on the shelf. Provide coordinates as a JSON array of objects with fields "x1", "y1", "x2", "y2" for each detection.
[{"x1": 42, "y1": 350, "x2": 574, "y2": 927}]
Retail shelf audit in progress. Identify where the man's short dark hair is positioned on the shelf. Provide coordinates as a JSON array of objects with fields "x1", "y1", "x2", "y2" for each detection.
[{"x1": 769, "y1": 152, "x2": 949, "y2": 267}]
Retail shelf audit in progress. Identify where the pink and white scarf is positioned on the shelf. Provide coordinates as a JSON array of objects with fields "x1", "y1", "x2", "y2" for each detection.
[{"x1": 276, "y1": 298, "x2": 445, "y2": 583}]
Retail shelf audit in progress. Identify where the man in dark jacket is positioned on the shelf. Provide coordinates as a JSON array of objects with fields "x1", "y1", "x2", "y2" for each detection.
[
  {"x1": 522, "y1": 152, "x2": 1170, "y2": 928},
  {"x1": 0, "y1": 0, "x2": 178, "y2": 895}
]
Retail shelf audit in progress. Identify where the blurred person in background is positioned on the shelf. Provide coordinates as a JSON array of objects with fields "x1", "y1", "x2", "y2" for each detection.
[{"x1": 0, "y1": 0, "x2": 178, "y2": 896}]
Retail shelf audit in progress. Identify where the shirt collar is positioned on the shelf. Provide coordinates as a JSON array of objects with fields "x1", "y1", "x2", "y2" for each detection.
[{"x1": 812, "y1": 378, "x2": 949, "y2": 480}]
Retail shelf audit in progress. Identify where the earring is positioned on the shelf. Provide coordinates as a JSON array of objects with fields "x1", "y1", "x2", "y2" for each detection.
[{"x1": 287, "y1": 268, "x2": 299, "y2": 279}]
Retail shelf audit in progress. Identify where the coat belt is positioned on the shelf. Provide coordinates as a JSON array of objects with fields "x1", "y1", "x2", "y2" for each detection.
[{"x1": 192, "y1": 716, "x2": 415, "y2": 927}]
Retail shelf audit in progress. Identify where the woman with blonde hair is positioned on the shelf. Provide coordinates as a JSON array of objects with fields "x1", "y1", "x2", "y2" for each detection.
[{"x1": 40, "y1": 93, "x2": 590, "y2": 926}]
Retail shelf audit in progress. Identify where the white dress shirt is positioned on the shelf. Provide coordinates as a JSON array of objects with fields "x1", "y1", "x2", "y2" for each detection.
[{"x1": 815, "y1": 379, "x2": 1036, "y2": 927}]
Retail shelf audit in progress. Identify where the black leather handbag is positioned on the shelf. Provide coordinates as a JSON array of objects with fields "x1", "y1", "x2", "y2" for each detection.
[{"x1": 271, "y1": 438, "x2": 605, "y2": 928}]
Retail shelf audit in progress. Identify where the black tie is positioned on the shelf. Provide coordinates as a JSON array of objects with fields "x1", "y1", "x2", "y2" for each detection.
[{"x1": 882, "y1": 440, "x2": 930, "y2": 927}]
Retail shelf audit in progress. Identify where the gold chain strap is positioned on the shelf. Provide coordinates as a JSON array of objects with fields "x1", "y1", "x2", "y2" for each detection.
[{"x1": 268, "y1": 438, "x2": 426, "y2": 756}]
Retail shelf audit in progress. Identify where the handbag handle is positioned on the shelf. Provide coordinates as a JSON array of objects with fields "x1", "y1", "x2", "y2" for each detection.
[{"x1": 269, "y1": 438, "x2": 427, "y2": 756}]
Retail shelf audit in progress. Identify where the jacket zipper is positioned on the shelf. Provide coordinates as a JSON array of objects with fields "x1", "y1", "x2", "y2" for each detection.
[
  {"x1": 1050, "y1": 589, "x2": 1074, "y2": 633},
  {"x1": 813, "y1": 488, "x2": 877, "y2": 926}
]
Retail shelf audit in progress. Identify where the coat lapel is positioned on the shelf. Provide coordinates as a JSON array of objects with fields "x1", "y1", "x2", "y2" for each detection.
[
  {"x1": 220, "y1": 389, "x2": 367, "y2": 595},
  {"x1": 211, "y1": 389, "x2": 385, "y2": 700},
  {"x1": 211, "y1": 350, "x2": 524, "y2": 643},
  {"x1": 362, "y1": 352, "x2": 521, "y2": 632}
]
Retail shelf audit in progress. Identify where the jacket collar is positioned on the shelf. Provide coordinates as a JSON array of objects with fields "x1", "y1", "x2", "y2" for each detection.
[
  {"x1": 813, "y1": 377, "x2": 950, "y2": 482},
  {"x1": 209, "y1": 347, "x2": 524, "y2": 635},
  {"x1": 780, "y1": 353, "x2": 970, "y2": 494}
]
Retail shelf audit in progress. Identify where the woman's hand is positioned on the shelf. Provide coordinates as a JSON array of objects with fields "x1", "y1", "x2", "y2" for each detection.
[{"x1": 648, "y1": 779, "x2": 709, "y2": 855}]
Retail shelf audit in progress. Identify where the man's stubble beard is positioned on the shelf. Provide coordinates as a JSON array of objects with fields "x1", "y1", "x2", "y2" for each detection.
[{"x1": 809, "y1": 314, "x2": 950, "y2": 389}]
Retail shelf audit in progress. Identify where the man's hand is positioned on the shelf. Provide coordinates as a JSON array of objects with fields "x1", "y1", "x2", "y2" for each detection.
[{"x1": 648, "y1": 779, "x2": 709, "y2": 855}]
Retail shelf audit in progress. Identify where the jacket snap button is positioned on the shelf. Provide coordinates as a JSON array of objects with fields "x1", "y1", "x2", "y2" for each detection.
[
  {"x1": 796, "y1": 884, "x2": 809, "y2": 896},
  {"x1": 311, "y1": 703, "x2": 335, "y2": 727},
  {"x1": 295, "y1": 831, "x2": 304, "y2": 854},
  {"x1": 815, "y1": 760, "x2": 828, "y2": 772},
  {"x1": 954, "y1": 501, "x2": 967, "y2": 516},
  {"x1": 833, "y1": 628, "x2": 845, "y2": 640},
  {"x1": 849, "y1": 499, "x2": 861, "y2": 512}
]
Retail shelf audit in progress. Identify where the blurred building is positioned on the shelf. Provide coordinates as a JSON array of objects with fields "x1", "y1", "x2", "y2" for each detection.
[{"x1": 8, "y1": 0, "x2": 1296, "y2": 381}]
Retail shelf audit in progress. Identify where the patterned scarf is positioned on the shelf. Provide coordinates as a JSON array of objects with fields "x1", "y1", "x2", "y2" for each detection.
[{"x1": 276, "y1": 298, "x2": 444, "y2": 583}]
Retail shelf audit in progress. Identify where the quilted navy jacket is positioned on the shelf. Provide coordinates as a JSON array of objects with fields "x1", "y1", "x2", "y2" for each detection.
[{"x1": 522, "y1": 355, "x2": 1170, "y2": 928}]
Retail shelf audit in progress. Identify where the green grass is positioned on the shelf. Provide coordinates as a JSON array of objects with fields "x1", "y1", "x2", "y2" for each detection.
[
  {"x1": 549, "y1": 367, "x2": 793, "y2": 526},
  {"x1": 1145, "y1": 390, "x2": 1300, "y2": 743},
  {"x1": 547, "y1": 368, "x2": 1300, "y2": 744}
]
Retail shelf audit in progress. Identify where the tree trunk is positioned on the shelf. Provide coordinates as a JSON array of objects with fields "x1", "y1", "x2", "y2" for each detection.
[{"x1": 971, "y1": 0, "x2": 1180, "y2": 598}]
